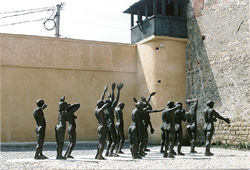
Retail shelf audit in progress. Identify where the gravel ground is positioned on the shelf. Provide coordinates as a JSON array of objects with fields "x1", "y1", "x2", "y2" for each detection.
[{"x1": 1, "y1": 142, "x2": 249, "y2": 169}]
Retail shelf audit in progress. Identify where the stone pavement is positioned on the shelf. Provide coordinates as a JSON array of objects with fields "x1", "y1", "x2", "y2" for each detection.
[{"x1": 0, "y1": 142, "x2": 249, "y2": 169}]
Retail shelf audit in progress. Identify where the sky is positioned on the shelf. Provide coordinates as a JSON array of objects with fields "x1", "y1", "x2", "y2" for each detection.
[{"x1": 0, "y1": 0, "x2": 138, "y2": 43}]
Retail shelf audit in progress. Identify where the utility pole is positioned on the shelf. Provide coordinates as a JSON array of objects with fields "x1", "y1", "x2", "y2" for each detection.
[{"x1": 55, "y1": 3, "x2": 62, "y2": 37}]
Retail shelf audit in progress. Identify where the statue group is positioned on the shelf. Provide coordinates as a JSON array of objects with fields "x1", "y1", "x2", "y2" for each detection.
[
  {"x1": 33, "y1": 97, "x2": 80, "y2": 159},
  {"x1": 33, "y1": 83, "x2": 230, "y2": 160}
]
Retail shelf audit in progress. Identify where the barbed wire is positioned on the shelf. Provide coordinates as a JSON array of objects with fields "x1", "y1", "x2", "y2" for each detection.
[
  {"x1": 0, "y1": 8, "x2": 55, "y2": 20},
  {"x1": 0, "y1": 8, "x2": 56, "y2": 27},
  {"x1": 0, "y1": 18, "x2": 48, "y2": 27},
  {"x1": 0, "y1": 6, "x2": 55, "y2": 15}
]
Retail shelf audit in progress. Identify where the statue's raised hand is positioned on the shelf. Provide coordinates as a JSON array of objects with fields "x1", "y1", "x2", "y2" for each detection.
[
  {"x1": 117, "y1": 82, "x2": 123, "y2": 90},
  {"x1": 104, "y1": 85, "x2": 108, "y2": 92},
  {"x1": 225, "y1": 118, "x2": 230, "y2": 124},
  {"x1": 112, "y1": 83, "x2": 116, "y2": 90},
  {"x1": 150, "y1": 92, "x2": 156, "y2": 97}
]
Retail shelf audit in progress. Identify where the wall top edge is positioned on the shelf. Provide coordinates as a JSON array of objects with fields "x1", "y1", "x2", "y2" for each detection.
[
  {"x1": 0, "y1": 33, "x2": 136, "y2": 47},
  {"x1": 137, "y1": 35, "x2": 188, "y2": 45}
]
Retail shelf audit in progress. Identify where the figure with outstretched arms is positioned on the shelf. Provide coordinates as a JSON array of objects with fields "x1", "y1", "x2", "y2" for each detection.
[
  {"x1": 186, "y1": 98, "x2": 198, "y2": 153},
  {"x1": 203, "y1": 101, "x2": 230, "y2": 156}
]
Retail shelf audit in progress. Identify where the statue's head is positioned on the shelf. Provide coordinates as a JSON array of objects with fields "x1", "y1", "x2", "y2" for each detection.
[
  {"x1": 167, "y1": 101, "x2": 175, "y2": 108},
  {"x1": 207, "y1": 100, "x2": 214, "y2": 108},
  {"x1": 118, "y1": 102, "x2": 125, "y2": 110},
  {"x1": 175, "y1": 102, "x2": 182, "y2": 108},
  {"x1": 97, "y1": 100, "x2": 104, "y2": 108},
  {"x1": 141, "y1": 96, "x2": 146, "y2": 102},
  {"x1": 60, "y1": 96, "x2": 65, "y2": 102},
  {"x1": 36, "y1": 99, "x2": 44, "y2": 107},
  {"x1": 135, "y1": 101, "x2": 144, "y2": 110}
]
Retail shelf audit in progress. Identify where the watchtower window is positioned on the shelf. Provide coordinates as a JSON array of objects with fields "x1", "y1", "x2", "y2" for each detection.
[{"x1": 166, "y1": 1, "x2": 174, "y2": 16}]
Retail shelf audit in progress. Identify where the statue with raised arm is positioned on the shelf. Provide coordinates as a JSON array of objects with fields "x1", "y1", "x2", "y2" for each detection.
[
  {"x1": 186, "y1": 98, "x2": 198, "y2": 153},
  {"x1": 105, "y1": 82, "x2": 123, "y2": 157},
  {"x1": 64, "y1": 103, "x2": 80, "y2": 158},
  {"x1": 173, "y1": 102, "x2": 186, "y2": 155},
  {"x1": 33, "y1": 99, "x2": 48, "y2": 159},
  {"x1": 95, "y1": 85, "x2": 110, "y2": 160},
  {"x1": 141, "y1": 92, "x2": 156, "y2": 152},
  {"x1": 55, "y1": 96, "x2": 68, "y2": 159},
  {"x1": 115, "y1": 102, "x2": 125, "y2": 154},
  {"x1": 203, "y1": 101, "x2": 230, "y2": 156},
  {"x1": 161, "y1": 101, "x2": 180, "y2": 158}
]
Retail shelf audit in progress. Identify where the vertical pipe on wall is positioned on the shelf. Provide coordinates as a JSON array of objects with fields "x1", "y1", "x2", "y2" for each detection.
[{"x1": 161, "y1": 0, "x2": 166, "y2": 16}]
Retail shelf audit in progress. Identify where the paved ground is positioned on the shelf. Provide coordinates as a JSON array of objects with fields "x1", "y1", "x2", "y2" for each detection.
[{"x1": 1, "y1": 142, "x2": 249, "y2": 169}]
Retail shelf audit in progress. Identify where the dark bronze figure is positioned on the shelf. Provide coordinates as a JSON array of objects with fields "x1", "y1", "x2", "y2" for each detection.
[
  {"x1": 161, "y1": 101, "x2": 180, "y2": 158},
  {"x1": 55, "y1": 96, "x2": 68, "y2": 159},
  {"x1": 95, "y1": 85, "x2": 110, "y2": 160},
  {"x1": 115, "y1": 102, "x2": 125, "y2": 154},
  {"x1": 105, "y1": 83, "x2": 123, "y2": 157},
  {"x1": 33, "y1": 99, "x2": 48, "y2": 159},
  {"x1": 64, "y1": 103, "x2": 80, "y2": 158},
  {"x1": 129, "y1": 97, "x2": 162, "y2": 159},
  {"x1": 186, "y1": 98, "x2": 198, "y2": 153},
  {"x1": 203, "y1": 101, "x2": 230, "y2": 156},
  {"x1": 141, "y1": 92, "x2": 156, "y2": 152},
  {"x1": 128, "y1": 99, "x2": 144, "y2": 159},
  {"x1": 173, "y1": 102, "x2": 186, "y2": 155}
]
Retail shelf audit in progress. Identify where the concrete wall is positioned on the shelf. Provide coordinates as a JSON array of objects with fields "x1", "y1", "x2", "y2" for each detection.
[
  {"x1": 137, "y1": 36, "x2": 187, "y2": 144},
  {"x1": 0, "y1": 33, "x2": 187, "y2": 143},
  {"x1": 186, "y1": 0, "x2": 250, "y2": 145},
  {"x1": 0, "y1": 33, "x2": 137, "y2": 142}
]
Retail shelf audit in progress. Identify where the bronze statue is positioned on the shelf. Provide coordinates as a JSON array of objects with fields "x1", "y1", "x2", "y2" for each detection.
[
  {"x1": 105, "y1": 83, "x2": 123, "y2": 157},
  {"x1": 115, "y1": 102, "x2": 125, "y2": 154},
  {"x1": 173, "y1": 102, "x2": 186, "y2": 155},
  {"x1": 203, "y1": 101, "x2": 230, "y2": 156},
  {"x1": 55, "y1": 96, "x2": 68, "y2": 159},
  {"x1": 186, "y1": 99, "x2": 198, "y2": 153},
  {"x1": 129, "y1": 97, "x2": 162, "y2": 159},
  {"x1": 128, "y1": 99, "x2": 144, "y2": 159},
  {"x1": 161, "y1": 101, "x2": 180, "y2": 158},
  {"x1": 64, "y1": 103, "x2": 80, "y2": 158},
  {"x1": 141, "y1": 92, "x2": 156, "y2": 152},
  {"x1": 95, "y1": 85, "x2": 110, "y2": 160},
  {"x1": 33, "y1": 99, "x2": 48, "y2": 159}
]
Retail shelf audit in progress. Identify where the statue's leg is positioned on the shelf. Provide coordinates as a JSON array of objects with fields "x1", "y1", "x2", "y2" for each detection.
[
  {"x1": 144, "y1": 128, "x2": 149, "y2": 152},
  {"x1": 163, "y1": 131, "x2": 169, "y2": 158},
  {"x1": 56, "y1": 128, "x2": 66, "y2": 159},
  {"x1": 35, "y1": 130, "x2": 42, "y2": 159},
  {"x1": 168, "y1": 130, "x2": 175, "y2": 158},
  {"x1": 105, "y1": 130, "x2": 112, "y2": 156},
  {"x1": 160, "y1": 129, "x2": 165, "y2": 153},
  {"x1": 118, "y1": 128, "x2": 125, "y2": 154},
  {"x1": 190, "y1": 130, "x2": 197, "y2": 153},
  {"x1": 96, "y1": 126, "x2": 106, "y2": 160},
  {"x1": 109, "y1": 126, "x2": 118, "y2": 157},
  {"x1": 39, "y1": 130, "x2": 48, "y2": 159},
  {"x1": 116, "y1": 127, "x2": 120, "y2": 153},
  {"x1": 177, "y1": 129, "x2": 184, "y2": 155},
  {"x1": 205, "y1": 130, "x2": 214, "y2": 156},
  {"x1": 66, "y1": 131, "x2": 76, "y2": 158},
  {"x1": 132, "y1": 128, "x2": 141, "y2": 159}
]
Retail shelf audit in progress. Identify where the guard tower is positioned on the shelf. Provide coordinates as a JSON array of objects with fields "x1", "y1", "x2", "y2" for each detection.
[
  {"x1": 124, "y1": 0, "x2": 188, "y2": 144},
  {"x1": 124, "y1": 0, "x2": 187, "y2": 44}
]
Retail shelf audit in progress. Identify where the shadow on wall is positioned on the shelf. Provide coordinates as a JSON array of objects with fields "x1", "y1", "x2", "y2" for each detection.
[{"x1": 185, "y1": 2, "x2": 222, "y2": 143}]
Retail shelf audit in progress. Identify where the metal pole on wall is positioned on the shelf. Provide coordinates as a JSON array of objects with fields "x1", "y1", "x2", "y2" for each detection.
[{"x1": 55, "y1": 4, "x2": 62, "y2": 37}]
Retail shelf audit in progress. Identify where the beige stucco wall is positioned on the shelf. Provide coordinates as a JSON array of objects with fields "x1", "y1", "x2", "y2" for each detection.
[
  {"x1": 0, "y1": 33, "x2": 187, "y2": 143},
  {"x1": 137, "y1": 36, "x2": 187, "y2": 144},
  {"x1": 0, "y1": 33, "x2": 137, "y2": 142}
]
